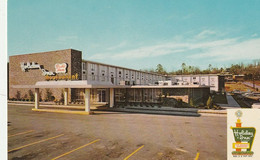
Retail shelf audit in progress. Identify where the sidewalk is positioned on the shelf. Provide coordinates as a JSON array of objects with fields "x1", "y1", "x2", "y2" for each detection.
[
  {"x1": 8, "y1": 101, "x2": 227, "y2": 116},
  {"x1": 225, "y1": 93, "x2": 240, "y2": 108}
]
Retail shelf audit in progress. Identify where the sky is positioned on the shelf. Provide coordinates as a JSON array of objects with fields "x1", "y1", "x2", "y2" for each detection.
[{"x1": 8, "y1": 0, "x2": 260, "y2": 72}]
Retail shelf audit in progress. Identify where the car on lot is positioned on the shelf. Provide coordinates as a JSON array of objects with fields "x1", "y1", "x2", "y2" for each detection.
[{"x1": 232, "y1": 89, "x2": 241, "y2": 94}]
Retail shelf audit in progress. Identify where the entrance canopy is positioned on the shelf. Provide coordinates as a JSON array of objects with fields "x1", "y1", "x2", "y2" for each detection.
[{"x1": 12, "y1": 80, "x2": 130, "y2": 89}]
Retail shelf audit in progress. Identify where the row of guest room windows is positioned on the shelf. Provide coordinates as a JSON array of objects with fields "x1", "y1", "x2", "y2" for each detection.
[{"x1": 82, "y1": 62, "x2": 162, "y2": 81}]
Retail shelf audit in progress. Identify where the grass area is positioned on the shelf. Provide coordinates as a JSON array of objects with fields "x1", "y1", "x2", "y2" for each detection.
[
  {"x1": 225, "y1": 82, "x2": 257, "y2": 92},
  {"x1": 213, "y1": 93, "x2": 228, "y2": 104}
]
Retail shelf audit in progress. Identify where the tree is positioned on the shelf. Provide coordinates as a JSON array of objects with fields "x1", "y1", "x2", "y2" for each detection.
[
  {"x1": 208, "y1": 64, "x2": 212, "y2": 72},
  {"x1": 156, "y1": 64, "x2": 166, "y2": 74},
  {"x1": 181, "y1": 63, "x2": 187, "y2": 74}
]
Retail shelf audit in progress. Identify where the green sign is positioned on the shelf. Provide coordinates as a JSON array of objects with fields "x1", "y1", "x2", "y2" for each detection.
[{"x1": 232, "y1": 127, "x2": 256, "y2": 151}]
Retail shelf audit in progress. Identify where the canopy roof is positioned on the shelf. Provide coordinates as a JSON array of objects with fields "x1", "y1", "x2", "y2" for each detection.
[
  {"x1": 12, "y1": 80, "x2": 210, "y2": 89},
  {"x1": 12, "y1": 80, "x2": 129, "y2": 89}
]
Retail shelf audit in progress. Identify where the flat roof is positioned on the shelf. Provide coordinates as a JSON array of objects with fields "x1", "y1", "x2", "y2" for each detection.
[
  {"x1": 12, "y1": 81, "x2": 130, "y2": 89},
  {"x1": 9, "y1": 49, "x2": 80, "y2": 57},
  {"x1": 131, "y1": 85, "x2": 209, "y2": 89},
  {"x1": 169, "y1": 74, "x2": 224, "y2": 77}
]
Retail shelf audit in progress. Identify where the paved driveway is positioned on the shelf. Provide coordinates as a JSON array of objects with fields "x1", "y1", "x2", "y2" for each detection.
[{"x1": 8, "y1": 104, "x2": 227, "y2": 160}]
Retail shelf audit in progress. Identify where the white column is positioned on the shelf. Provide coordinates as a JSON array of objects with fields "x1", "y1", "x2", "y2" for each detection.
[
  {"x1": 109, "y1": 88, "x2": 114, "y2": 108},
  {"x1": 64, "y1": 88, "x2": 68, "y2": 105},
  {"x1": 84, "y1": 88, "x2": 90, "y2": 112},
  {"x1": 35, "y1": 88, "x2": 39, "y2": 109}
]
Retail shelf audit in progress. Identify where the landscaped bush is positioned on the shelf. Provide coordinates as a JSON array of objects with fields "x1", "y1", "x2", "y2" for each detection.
[
  {"x1": 28, "y1": 90, "x2": 34, "y2": 101},
  {"x1": 45, "y1": 89, "x2": 53, "y2": 101},
  {"x1": 15, "y1": 91, "x2": 21, "y2": 101}
]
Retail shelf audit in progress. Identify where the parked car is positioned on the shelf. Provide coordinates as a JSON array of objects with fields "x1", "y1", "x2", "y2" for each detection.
[{"x1": 232, "y1": 90, "x2": 241, "y2": 94}]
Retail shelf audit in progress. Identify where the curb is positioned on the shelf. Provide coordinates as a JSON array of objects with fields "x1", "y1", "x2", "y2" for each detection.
[
  {"x1": 95, "y1": 108, "x2": 201, "y2": 117},
  {"x1": 32, "y1": 108, "x2": 93, "y2": 115},
  {"x1": 9, "y1": 103, "x2": 227, "y2": 115}
]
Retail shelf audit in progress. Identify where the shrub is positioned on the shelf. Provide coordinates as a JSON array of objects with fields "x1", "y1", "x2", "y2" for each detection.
[
  {"x1": 177, "y1": 99, "x2": 183, "y2": 107},
  {"x1": 189, "y1": 98, "x2": 194, "y2": 107},
  {"x1": 28, "y1": 89, "x2": 34, "y2": 101},
  {"x1": 23, "y1": 94, "x2": 28, "y2": 99},
  {"x1": 45, "y1": 89, "x2": 53, "y2": 101},
  {"x1": 206, "y1": 96, "x2": 213, "y2": 109},
  {"x1": 15, "y1": 91, "x2": 21, "y2": 101},
  {"x1": 39, "y1": 91, "x2": 42, "y2": 102},
  {"x1": 60, "y1": 91, "x2": 64, "y2": 103}
]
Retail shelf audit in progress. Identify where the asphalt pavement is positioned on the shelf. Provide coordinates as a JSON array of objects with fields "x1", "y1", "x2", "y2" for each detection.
[{"x1": 8, "y1": 104, "x2": 227, "y2": 160}]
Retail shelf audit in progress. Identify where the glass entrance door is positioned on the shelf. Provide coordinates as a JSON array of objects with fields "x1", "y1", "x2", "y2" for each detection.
[{"x1": 98, "y1": 89, "x2": 106, "y2": 102}]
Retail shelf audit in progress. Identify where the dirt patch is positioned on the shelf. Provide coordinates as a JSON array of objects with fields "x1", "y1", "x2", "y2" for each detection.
[
  {"x1": 225, "y1": 82, "x2": 257, "y2": 92},
  {"x1": 156, "y1": 149, "x2": 185, "y2": 160},
  {"x1": 12, "y1": 153, "x2": 38, "y2": 160}
]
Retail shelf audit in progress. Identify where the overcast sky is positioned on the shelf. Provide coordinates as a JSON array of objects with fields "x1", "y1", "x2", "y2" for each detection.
[{"x1": 8, "y1": 0, "x2": 260, "y2": 71}]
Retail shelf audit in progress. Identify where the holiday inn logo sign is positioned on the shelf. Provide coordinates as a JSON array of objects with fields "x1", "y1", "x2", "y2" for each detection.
[
  {"x1": 230, "y1": 110, "x2": 256, "y2": 157},
  {"x1": 20, "y1": 62, "x2": 79, "y2": 80}
]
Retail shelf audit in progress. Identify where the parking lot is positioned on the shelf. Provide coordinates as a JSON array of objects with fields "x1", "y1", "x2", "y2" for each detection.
[{"x1": 8, "y1": 104, "x2": 227, "y2": 160}]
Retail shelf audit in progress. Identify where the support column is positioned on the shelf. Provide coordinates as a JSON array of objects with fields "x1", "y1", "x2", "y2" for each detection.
[
  {"x1": 64, "y1": 88, "x2": 68, "y2": 105},
  {"x1": 84, "y1": 88, "x2": 90, "y2": 112},
  {"x1": 35, "y1": 88, "x2": 39, "y2": 109},
  {"x1": 109, "y1": 88, "x2": 114, "y2": 108}
]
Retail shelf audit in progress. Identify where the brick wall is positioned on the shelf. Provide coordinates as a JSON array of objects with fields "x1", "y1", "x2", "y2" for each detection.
[{"x1": 8, "y1": 49, "x2": 82, "y2": 102}]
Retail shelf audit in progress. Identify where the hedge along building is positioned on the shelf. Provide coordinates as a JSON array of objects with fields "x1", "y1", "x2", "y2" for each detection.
[{"x1": 9, "y1": 49, "x2": 210, "y2": 112}]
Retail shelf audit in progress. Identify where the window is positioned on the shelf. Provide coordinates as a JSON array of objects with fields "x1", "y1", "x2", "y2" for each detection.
[
  {"x1": 119, "y1": 71, "x2": 122, "y2": 78},
  {"x1": 82, "y1": 62, "x2": 86, "y2": 70},
  {"x1": 91, "y1": 72, "x2": 95, "y2": 80},
  {"x1": 91, "y1": 64, "x2": 95, "y2": 71},
  {"x1": 101, "y1": 70, "x2": 105, "y2": 81}
]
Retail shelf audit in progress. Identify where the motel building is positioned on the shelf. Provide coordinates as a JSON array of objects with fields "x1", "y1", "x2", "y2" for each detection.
[{"x1": 8, "y1": 49, "x2": 212, "y2": 114}]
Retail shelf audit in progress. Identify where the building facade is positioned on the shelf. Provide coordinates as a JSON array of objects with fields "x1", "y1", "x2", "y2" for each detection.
[
  {"x1": 167, "y1": 74, "x2": 225, "y2": 92},
  {"x1": 8, "y1": 49, "x2": 211, "y2": 107}
]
